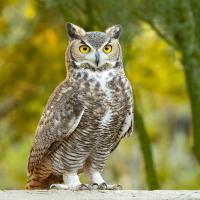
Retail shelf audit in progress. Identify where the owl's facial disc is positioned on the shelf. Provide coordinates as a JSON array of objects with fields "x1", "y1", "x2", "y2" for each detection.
[
  {"x1": 72, "y1": 39, "x2": 120, "y2": 69},
  {"x1": 66, "y1": 23, "x2": 122, "y2": 69}
]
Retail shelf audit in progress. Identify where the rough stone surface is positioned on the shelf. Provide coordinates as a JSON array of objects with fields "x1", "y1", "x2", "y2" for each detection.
[{"x1": 0, "y1": 190, "x2": 200, "y2": 200}]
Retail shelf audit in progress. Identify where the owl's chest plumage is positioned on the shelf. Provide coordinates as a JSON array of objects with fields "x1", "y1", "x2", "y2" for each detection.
[
  {"x1": 75, "y1": 68, "x2": 130, "y2": 127},
  {"x1": 51, "y1": 68, "x2": 133, "y2": 173}
]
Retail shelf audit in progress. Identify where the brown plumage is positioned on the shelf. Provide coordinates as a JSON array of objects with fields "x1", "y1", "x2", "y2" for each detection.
[{"x1": 27, "y1": 23, "x2": 133, "y2": 190}]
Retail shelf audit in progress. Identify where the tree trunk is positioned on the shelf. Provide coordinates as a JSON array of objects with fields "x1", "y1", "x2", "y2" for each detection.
[
  {"x1": 135, "y1": 108, "x2": 160, "y2": 189},
  {"x1": 182, "y1": 53, "x2": 200, "y2": 162}
]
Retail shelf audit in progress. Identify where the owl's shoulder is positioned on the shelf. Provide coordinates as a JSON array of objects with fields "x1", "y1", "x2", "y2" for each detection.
[
  {"x1": 45, "y1": 80, "x2": 77, "y2": 107},
  {"x1": 37, "y1": 80, "x2": 81, "y2": 129}
]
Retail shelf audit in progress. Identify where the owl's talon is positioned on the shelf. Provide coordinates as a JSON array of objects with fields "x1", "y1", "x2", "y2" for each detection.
[
  {"x1": 91, "y1": 183, "x2": 99, "y2": 190},
  {"x1": 93, "y1": 183, "x2": 122, "y2": 190},
  {"x1": 50, "y1": 184, "x2": 68, "y2": 190},
  {"x1": 98, "y1": 182, "x2": 107, "y2": 190},
  {"x1": 78, "y1": 184, "x2": 91, "y2": 190},
  {"x1": 50, "y1": 184, "x2": 57, "y2": 189}
]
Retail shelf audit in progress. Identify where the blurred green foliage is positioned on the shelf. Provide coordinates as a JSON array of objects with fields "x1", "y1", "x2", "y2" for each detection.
[{"x1": 0, "y1": 0, "x2": 200, "y2": 189}]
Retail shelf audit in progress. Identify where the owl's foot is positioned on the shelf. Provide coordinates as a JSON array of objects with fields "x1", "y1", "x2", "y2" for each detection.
[
  {"x1": 84, "y1": 169, "x2": 122, "y2": 190},
  {"x1": 90, "y1": 182, "x2": 122, "y2": 190},
  {"x1": 50, "y1": 172, "x2": 93, "y2": 190},
  {"x1": 91, "y1": 183, "x2": 99, "y2": 189},
  {"x1": 50, "y1": 183, "x2": 92, "y2": 190}
]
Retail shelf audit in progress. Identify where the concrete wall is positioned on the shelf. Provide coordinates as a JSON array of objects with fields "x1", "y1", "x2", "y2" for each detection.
[{"x1": 0, "y1": 190, "x2": 200, "y2": 200}]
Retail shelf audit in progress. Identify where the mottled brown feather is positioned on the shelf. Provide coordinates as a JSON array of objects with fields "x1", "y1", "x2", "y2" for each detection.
[{"x1": 28, "y1": 81, "x2": 84, "y2": 173}]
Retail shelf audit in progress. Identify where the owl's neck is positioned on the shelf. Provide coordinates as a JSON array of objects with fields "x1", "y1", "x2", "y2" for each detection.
[
  {"x1": 66, "y1": 65, "x2": 126, "y2": 91},
  {"x1": 66, "y1": 60, "x2": 125, "y2": 80}
]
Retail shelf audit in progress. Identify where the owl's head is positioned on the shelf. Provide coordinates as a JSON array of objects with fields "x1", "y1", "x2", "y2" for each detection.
[{"x1": 65, "y1": 23, "x2": 122, "y2": 70}]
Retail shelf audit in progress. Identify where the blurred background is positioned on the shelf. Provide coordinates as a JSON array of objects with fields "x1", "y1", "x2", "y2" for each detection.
[{"x1": 0, "y1": 0, "x2": 200, "y2": 189}]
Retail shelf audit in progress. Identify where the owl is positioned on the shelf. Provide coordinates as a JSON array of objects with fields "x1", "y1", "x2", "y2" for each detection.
[{"x1": 27, "y1": 23, "x2": 134, "y2": 190}]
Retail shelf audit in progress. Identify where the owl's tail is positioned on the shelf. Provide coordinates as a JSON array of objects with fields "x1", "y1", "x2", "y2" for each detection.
[{"x1": 26, "y1": 172, "x2": 63, "y2": 190}]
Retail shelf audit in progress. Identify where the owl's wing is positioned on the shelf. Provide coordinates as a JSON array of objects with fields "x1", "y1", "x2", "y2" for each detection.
[
  {"x1": 120, "y1": 104, "x2": 134, "y2": 138},
  {"x1": 110, "y1": 104, "x2": 133, "y2": 153},
  {"x1": 120, "y1": 80, "x2": 134, "y2": 138},
  {"x1": 28, "y1": 82, "x2": 84, "y2": 173},
  {"x1": 111, "y1": 82, "x2": 134, "y2": 153}
]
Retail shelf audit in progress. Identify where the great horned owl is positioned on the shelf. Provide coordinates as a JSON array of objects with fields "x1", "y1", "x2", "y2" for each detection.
[{"x1": 27, "y1": 23, "x2": 134, "y2": 190}]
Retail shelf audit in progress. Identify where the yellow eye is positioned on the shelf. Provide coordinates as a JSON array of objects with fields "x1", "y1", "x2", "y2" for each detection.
[
  {"x1": 79, "y1": 45, "x2": 90, "y2": 54},
  {"x1": 103, "y1": 45, "x2": 112, "y2": 53}
]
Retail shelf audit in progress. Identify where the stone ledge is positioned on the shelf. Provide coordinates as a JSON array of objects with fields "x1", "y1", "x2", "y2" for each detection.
[{"x1": 0, "y1": 190, "x2": 200, "y2": 200}]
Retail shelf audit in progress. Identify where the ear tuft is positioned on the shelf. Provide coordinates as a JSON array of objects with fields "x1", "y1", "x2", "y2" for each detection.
[
  {"x1": 65, "y1": 22, "x2": 86, "y2": 40},
  {"x1": 105, "y1": 25, "x2": 122, "y2": 39}
]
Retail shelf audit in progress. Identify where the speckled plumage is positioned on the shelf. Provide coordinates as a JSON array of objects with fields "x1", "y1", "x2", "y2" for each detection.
[{"x1": 27, "y1": 23, "x2": 134, "y2": 190}]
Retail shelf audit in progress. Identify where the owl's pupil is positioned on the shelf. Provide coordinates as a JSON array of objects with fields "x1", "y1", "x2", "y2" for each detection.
[
  {"x1": 83, "y1": 48, "x2": 87, "y2": 51},
  {"x1": 105, "y1": 48, "x2": 108, "y2": 50}
]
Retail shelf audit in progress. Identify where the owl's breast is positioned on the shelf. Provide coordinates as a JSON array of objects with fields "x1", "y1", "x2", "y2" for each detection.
[
  {"x1": 75, "y1": 69, "x2": 132, "y2": 135},
  {"x1": 77, "y1": 68, "x2": 130, "y2": 99}
]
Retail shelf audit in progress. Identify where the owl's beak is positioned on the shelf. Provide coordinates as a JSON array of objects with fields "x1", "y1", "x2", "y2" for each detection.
[{"x1": 95, "y1": 52, "x2": 100, "y2": 66}]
